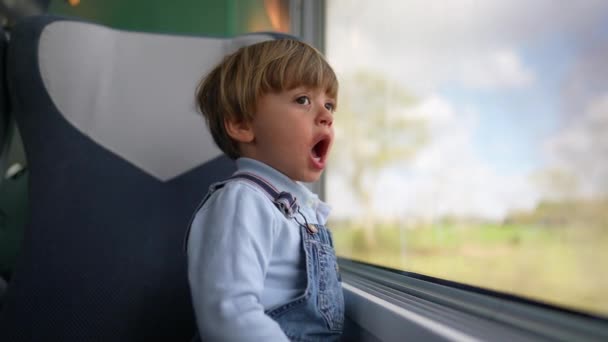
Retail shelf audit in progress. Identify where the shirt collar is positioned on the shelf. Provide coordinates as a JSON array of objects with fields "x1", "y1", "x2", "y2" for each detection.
[{"x1": 235, "y1": 158, "x2": 331, "y2": 224}]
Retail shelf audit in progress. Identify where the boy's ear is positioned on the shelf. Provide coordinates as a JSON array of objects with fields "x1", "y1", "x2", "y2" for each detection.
[{"x1": 225, "y1": 118, "x2": 255, "y2": 143}]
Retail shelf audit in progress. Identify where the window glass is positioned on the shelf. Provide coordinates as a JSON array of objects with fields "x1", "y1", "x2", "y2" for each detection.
[{"x1": 326, "y1": 0, "x2": 608, "y2": 317}]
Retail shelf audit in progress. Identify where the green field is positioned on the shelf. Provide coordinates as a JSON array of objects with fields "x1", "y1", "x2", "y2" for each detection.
[{"x1": 331, "y1": 221, "x2": 608, "y2": 317}]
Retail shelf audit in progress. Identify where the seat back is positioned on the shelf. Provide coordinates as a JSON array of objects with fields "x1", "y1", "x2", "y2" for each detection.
[
  {"x1": 0, "y1": 25, "x2": 9, "y2": 299},
  {"x1": 0, "y1": 15, "x2": 281, "y2": 341},
  {"x1": 0, "y1": 26, "x2": 8, "y2": 177}
]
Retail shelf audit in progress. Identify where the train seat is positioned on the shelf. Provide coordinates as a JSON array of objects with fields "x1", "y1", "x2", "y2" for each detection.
[{"x1": 0, "y1": 15, "x2": 281, "y2": 341}]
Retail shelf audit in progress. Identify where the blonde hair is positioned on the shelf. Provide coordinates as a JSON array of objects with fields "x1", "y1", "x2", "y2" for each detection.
[{"x1": 195, "y1": 39, "x2": 338, "y2": 159}]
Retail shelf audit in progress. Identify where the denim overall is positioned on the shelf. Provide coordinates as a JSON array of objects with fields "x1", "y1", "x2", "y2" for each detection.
[{"x1": 185, "y1": 173, "x2": 344, "y2": 342}]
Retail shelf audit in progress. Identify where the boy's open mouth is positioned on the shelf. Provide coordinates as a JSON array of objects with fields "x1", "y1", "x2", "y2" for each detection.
[{"x1": 311, "y1": 135, "x2": 331, "y2": 168}]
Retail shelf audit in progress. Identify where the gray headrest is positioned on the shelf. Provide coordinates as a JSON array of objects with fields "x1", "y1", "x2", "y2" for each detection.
[{"x1": 39, "y1": 21, "x2": 275, "y2": 181}]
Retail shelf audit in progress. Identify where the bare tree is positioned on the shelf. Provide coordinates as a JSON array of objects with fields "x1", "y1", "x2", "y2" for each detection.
[{"x1": 331, "y1": 70, "x2": 428, "y2": 244}]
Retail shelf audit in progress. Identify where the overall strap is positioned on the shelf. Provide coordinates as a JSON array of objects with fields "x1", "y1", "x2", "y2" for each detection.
[
  {"x1": 183, "y1": 172, "x2": 299, "y2": 253},
  {"x1": 229, "y1": 172, "x2": 299, "y2": 218}
]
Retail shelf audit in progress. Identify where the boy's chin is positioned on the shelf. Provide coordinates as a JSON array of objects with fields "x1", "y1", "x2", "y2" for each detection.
[{"x1": 299, "y1": 171, "x2": 323, "y2": 184}]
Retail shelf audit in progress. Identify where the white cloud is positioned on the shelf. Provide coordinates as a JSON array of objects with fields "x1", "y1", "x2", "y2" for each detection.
[
  {"x1": 326, "y1": 0, "x2": 608, "y2": 93},
  {"x1": 328, "y1": 95, "x2": 540, "y2": 221},
  {"x1": 543, "y1": 93, "x2": 608, "y2": 197},
  {"x1": 458, "y1": 49, "x2": 535, "y2": 88},
  {"x1": 399, "y1": 94, "x2": 455, "y2": 122}
]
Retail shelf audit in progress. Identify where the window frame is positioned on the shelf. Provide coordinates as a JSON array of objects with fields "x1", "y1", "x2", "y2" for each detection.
[{"x1": 340, "y1": 258, "x2": 608, "y2": 341}]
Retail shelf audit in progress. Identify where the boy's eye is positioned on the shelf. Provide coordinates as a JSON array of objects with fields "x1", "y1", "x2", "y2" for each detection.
[
  {"x1": 325, "y1": 102, "x2": 335, "y2": 112},
  {"x1": 296, "y1": 96, "x2": 311, "y2": 105}
]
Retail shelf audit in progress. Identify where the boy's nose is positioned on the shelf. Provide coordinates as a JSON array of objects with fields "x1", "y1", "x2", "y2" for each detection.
[{"x1": 316, "y1": 106, "x2": 333, "y2": 127}]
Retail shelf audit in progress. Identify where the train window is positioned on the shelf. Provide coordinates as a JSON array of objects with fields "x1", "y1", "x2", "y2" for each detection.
[{"x1": 326, "y1": 0, "x2": 608, "y2": 317}]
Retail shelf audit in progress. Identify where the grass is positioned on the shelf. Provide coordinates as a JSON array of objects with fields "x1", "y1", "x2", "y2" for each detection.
[{"x1": 331, "y1": 221, "x2": 608, "y2": 318}]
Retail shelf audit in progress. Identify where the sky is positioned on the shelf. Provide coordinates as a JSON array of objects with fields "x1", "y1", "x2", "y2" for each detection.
[{"x1": 325, "y1": 0, "x2": 608, "y2": 221}]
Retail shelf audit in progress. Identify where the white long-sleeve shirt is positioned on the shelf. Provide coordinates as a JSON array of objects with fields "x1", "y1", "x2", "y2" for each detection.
[{"x1": 186, "y1": 158, "x2": 331, "y2": 341}]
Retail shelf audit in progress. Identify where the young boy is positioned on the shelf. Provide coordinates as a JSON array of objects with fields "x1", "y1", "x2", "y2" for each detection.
[{"x1": 184, "y1": 39, "x2": 344, "y2": 341}]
